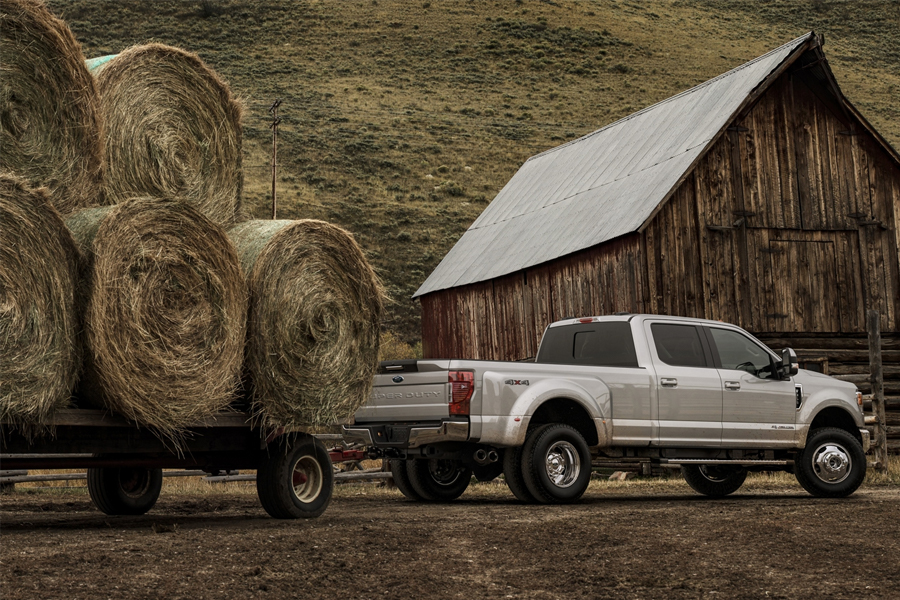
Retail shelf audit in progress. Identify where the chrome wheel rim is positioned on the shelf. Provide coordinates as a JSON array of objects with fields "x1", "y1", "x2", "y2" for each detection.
[
  {"x1": 291, "y1": 456, "x2": 324, "y2": 503},
  {"x1": 811, "y1": 442, "x2": 851, "y2": 484},
  {"x1": 545, "y1": 441, "x2": 580, "y2": 488},
  {"x1": 699, "y1": 466, "x2": 730, "y2": 482}
]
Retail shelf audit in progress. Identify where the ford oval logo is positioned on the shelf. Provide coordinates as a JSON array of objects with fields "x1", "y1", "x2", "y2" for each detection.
[{"x1": 392, "y1": 375, "x2": 404, "y2": 384}]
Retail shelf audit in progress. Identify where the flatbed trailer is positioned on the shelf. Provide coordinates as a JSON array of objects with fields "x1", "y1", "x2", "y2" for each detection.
[{"x1": 0, "y1": 409, "x2": 348, "y2": 519}]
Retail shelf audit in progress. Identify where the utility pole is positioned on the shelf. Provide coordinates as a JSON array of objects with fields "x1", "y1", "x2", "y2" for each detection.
[{"x1": 269, "y1": 98, "x2": 282, "y2": 220}]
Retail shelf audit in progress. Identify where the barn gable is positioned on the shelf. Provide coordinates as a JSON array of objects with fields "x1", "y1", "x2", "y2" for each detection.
[{"x1": 415, "y1": 33, "x2": 815, "y2": 298}]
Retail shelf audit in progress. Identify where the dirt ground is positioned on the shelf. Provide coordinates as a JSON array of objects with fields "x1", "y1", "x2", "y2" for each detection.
[{"x1": 2, "y1": 480, "x2": 898, "y2": 600}]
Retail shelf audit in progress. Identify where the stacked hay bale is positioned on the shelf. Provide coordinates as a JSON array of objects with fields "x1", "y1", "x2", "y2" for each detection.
[
  {"x1": 1, "y1": 0, "x2": 383, "y2": 435},
  {"x1": 66, "y1": 198, "x2": 247, "y2": 438},
  {"x1": 0, "y1": 0, "x2": 104, "y2": 215},
  {"x1": 92, "y1": 43, "x2": 245, "y2": 229},
  {"x1": 230, "y1": 220, "x2": 384, "y2": 430},
  {"x1": 0, "y1": 173, "x2": 81, "y2": 427}
]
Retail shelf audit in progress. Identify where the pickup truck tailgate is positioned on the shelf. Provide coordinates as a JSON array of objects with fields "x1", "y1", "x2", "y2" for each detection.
[{"x1": 354, "y1": 360, "x2": 451, "y2": 423}]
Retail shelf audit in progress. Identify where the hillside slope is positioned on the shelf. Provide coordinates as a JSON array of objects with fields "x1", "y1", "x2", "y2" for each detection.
[{"x1": 49, "y1": 0, "x2": 900, "y2": 345}]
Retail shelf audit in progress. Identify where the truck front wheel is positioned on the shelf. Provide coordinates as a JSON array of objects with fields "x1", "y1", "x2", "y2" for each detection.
[
  {"x1": 521, "y1": 423, "x2": 592, "y2": 504},
  {"x1": 681, "y1": 465, "x2": 747, "y2": 497},
  {"x1": 794, "y1": 427, "x2": 866, "y2": 498},
  {"x1": 407, "y1": 458, "x2": 471, "y2": 501}
]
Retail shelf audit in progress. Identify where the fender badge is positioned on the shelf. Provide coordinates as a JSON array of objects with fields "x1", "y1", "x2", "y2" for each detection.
[
  {"x1": 392, "y1": 375, "x2": 404, "y2": 384},
  {"x1": 504, "y1": 379, "x2": 529, "y2": 386}
]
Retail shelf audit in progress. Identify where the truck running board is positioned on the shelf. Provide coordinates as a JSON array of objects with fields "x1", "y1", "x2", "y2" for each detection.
[{"x1": 660, "y1": 459, "x2": 792, "y2": 466}]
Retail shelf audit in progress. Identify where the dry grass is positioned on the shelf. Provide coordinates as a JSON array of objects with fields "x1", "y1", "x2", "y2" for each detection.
[
  {"x1": 229, "y1": 219, "x2": 384, "y2": 430},
  {"x1": 65, "y1": 197, "x2": 246, "y2": 441},
  {"x1": 0, "y1": 0, "x2": 103, "y2": 215},
  {"x1": 46, "y1": 0, "x2": 899, "y2": 345},
  {"x1": 0, "y1": 173, "x2": 81, "y2": 428},
  {"x1": 94, "y1": 43, "x2": 244, "y2": 229}
]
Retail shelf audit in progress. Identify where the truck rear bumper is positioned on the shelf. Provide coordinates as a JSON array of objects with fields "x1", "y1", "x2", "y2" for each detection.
[{"x1": 343, "y1": 420, "x2": 469, "y2": 449}]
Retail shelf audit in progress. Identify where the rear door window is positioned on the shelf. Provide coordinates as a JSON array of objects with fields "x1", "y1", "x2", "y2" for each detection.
[
  {"x1": 537, "y1": 322, "x2": 638, "y2": 367},
  {"x1": 650, "y1": 323, "x2": 709, "y2": 368}
]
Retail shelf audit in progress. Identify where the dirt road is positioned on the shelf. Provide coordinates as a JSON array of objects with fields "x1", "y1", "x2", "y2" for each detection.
[{"x1": 2, "y1": 481, "x2": 898, "y2": 599}]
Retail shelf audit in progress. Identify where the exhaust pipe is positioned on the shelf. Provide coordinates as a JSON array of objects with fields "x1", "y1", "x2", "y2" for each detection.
[{"x1": 474, "y1": 449, "x2": 499, "y2": 465}]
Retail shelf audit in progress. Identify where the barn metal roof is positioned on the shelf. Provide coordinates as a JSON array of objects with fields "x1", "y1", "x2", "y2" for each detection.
[{"x1": 414, "y1": 33, "x2": 814, "y2": 298}]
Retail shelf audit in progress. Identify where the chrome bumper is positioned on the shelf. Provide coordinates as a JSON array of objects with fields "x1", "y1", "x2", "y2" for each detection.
[
  {"x1": 860, "y1": 428, "x2": 870, "y2": 453},
  {"x1": 342, "y1": 420, "x2": 469, "y2": 448}
]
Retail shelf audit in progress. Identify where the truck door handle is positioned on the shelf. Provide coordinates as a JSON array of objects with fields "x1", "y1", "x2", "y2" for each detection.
[
  {"x1": 660, "y1": 378, "x2": 678, "y2": 387},
  {"x1": 724, "y1": 381, "x2": 741, "y2": 391}
]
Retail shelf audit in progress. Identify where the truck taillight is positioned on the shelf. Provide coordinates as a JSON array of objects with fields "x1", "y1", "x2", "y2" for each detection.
[{"x1": 448, "y1": 371, "x2": 474, "y2": 415}]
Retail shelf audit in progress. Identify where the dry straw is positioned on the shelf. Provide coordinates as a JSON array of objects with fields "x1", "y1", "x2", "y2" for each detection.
[
  {"x1": 94, "y1": 43, "x2": 244, "y2": 229},
  {"x1": 229, "y1": 220, "x2": 384, "y2": 429},
  {"x1": 66, "y1": 197, "x2": 247, "y2": 439},
  {"x1": 0, "y1": 0, "x2": 104, "y2": 215},
  {"x1": 0, "y1": 173, "x2": 81, "y2": 426}
]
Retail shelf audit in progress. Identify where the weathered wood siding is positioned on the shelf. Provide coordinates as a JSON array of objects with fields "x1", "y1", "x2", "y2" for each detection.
[{"x1": 422, "y1": 235, "x2": 645, "y2": 360}]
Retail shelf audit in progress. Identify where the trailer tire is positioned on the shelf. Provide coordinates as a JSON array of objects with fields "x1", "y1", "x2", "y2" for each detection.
[
  {"x1": 389, "y1": 459, "x2": 424, "y2": 500},
  {"x1": 681, "y1": 465, "x2": 747, "y2": 497},
  {"x1": 257, "y1": 434, "x2": 333, "y2": 519},
  {"x1": 407, "y1": 458, "x2": 471, "y2": 501},
  {"x1": 794, "y1": 427, "x2": 866, "y2": 498},
  {"x1": 87, "y1": 465, "x2": 163, "y2": 516},
  {"x1": 521, "y1": 423, "x2": 591, "y2": 504},
  {"x1": 503, "y1": 444, "x2": 536, "y2": 503}
]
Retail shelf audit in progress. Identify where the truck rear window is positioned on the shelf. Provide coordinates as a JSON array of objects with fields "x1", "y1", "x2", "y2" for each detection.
[{"x1": 536, "y1": 322, "x2": 639, "y2": 367}]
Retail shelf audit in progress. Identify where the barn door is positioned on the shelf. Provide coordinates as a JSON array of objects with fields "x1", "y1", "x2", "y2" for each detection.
[{"x1": 760, "y1": 240, "x2": 841, "y2": 333}]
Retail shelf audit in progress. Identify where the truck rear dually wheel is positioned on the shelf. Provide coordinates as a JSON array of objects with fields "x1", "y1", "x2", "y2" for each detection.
[
  {"x1": 390, "y1": 459, "x2": 424, "y2": 500},
  {"x1": 521, "y1": 423, "x2": 592, "y2": 504},
  {"x1": 681, "y1": 465, "x2": 747, "y2": 497},
  {"x1": 503, "y1": 444, "x2": 537, "y2": 503},
  {"x1": 794, "y1": 427, "x2": 866, "y2": 498},
  {"x1": 407, "y1": 458, "x2": 471, "y2": 501}
]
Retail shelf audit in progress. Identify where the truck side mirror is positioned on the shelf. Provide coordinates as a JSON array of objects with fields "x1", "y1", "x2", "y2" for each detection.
[{"x1": 781, "y1": 348, "x2": 799, "y2": 378}]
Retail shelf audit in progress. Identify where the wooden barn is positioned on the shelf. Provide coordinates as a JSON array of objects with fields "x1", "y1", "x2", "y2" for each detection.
[{"x1": 414, "y1": 33, "x2": 900, "y2": 451}]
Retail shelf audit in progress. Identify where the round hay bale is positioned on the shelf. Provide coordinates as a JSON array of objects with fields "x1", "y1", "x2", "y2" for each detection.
[
  {"x1": 229, "y1": 220, "x2": 384, "y2": 429},
  {"x1": 0, "y1": 172, "x2": 81, "y2": 426},
  {"x1": 0, "y1": 0, "x2": 104, "y2": 215},
  {"x1": 94, "y1": 43, "x2": 244, "y2": 229},
  {"x1": 66, "y1": 197, "x2": 247, "y2": 438}
]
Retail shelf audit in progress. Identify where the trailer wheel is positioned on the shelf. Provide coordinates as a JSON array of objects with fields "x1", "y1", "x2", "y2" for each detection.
[
  {"x1": 257, "y1": 434, "x2": 333, "y2": 519},
  {"x1": 681, "y1": 465, "x2": 747, "y2": 497},
  {"x1": 502, "y1": 444, "x2": 536, "y2": 503},
  {"x1": 521, "y1": 423, "x2": 591, "y2": 504},
  {"x1": 407, "y1": 458, "x2": 471, "y2": 501},
  {"x1": 794, "y1": 427, "x2": 866, "y2": 498},
  {"x1": 87, "y1": 465, "x2": 163, "y2": 516},
  {"x1": 389, "y1": 459, "x2": 424, "y2": 500}
]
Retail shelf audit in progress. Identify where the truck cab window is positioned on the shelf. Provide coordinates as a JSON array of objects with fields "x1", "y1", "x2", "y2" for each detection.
[
  {"x1": 708, "y1": 327, "x2": 775, "y2": 378},
  {"x1": 650, "y1": 323, "x2": 708, "y2": 368}
]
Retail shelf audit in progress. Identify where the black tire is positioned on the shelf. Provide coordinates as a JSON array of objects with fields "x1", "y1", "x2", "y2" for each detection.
[
  {"x1": 257, "y1": 434, "x2": 333, "y2": 519},
  {"x1": 681, "y1": 465, "x2": 747, "y2": 497},
  {"x1": 389, "y1": 459, "x2": 424, "y2": 500},
  {"x1": 87, "y1": 466, "x2": 163, "y2": 516},
  {"x1": 406, "y1": 458, "x2": 471, "y2": 501},
  {"x1": 795, "y1": 427, "x2": 866, "y2": 498},
  {"x1": 521, "y1": 423, "x2": 592, "y2": 504},
  {"x1": 502, "y1": 443, "x2": 536, "y2": 503}
]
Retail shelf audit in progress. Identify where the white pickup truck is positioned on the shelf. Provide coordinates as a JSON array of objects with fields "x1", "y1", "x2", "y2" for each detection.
[{"x1": 344, "y1": 315, "x2": 869, "y2": 503}]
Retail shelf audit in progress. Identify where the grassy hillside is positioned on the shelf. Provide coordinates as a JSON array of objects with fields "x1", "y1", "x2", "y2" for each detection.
[{"x1": 48, "y1": 0, "x2": 900, "y2": 346}]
